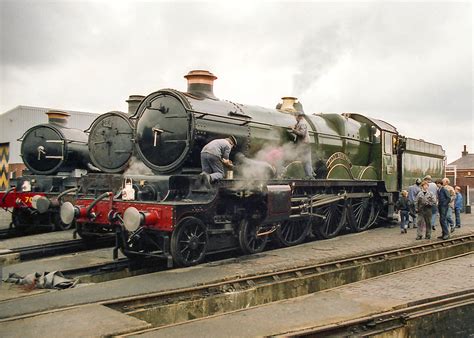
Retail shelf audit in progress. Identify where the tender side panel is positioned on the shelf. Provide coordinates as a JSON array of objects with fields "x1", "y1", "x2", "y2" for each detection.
[{"x1": 400, "y1": 138, "x2": 445, "y2": 189}]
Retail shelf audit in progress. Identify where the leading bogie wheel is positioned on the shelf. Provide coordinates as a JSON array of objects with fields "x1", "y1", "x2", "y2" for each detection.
[
  {"x1": 170, "y1": 217, "x2": 208, "y2": 267},
  {"x1": 238, "y1": 218, "x2": 268, "y2": 254},
  {"x1": 53, "y1": 213, "x2": 75, "y2": 231},
  {"x1": 11, "y1": 208, "x2": 32, "y2": 233}
]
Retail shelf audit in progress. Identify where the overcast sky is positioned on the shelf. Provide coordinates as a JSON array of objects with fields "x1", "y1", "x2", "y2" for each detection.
[{"x1": 0, "y1": 0, "x2": 472, "y2": 163}]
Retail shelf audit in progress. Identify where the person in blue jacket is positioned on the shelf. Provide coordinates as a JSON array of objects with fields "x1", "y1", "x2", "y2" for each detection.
[
  {"x1": 436, "y1": 178, "x2": 451, "y2": 240},
  {"x1": 454, "y1": 186, "x2": 463, "y2": 228}
]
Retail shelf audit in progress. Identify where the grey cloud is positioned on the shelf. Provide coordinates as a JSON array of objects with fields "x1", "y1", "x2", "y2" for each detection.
[{"x1": 0, "y1": 1, "x2": 471, "y2": 162}]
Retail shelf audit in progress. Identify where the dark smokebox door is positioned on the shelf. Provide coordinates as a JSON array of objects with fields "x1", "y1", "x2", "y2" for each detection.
[
  {"x1": 88, "y1": 111, "x2": 134, "y2": 173},
  {"x1": 135, "y1": 94, "x2": 191, "y2": 173},
  {"x1": 21, "y1": 125, "x2": 65, "y2": 174}
]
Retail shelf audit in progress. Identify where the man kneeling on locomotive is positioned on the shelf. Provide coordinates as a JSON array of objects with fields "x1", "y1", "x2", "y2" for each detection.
[{"x1": 200, "y1": 135, "x2": 237, "y2": 186}]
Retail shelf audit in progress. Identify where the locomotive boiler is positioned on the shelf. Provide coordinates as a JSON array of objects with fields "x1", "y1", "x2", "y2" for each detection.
[
  {"x1": 132, "y1": 70, "x2": 379, "y2": 179},
  {"x1": 87, "y1": 111, "x2": 135, "y2": 173},
  {"x1": 20, "y1": 111, "x2": 91, "y2": 175}
]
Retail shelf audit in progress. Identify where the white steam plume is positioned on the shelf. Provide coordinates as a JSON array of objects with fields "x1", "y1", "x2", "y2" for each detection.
[{"x1": 123, "y1": 156, "x2": 153, "y2": 176}]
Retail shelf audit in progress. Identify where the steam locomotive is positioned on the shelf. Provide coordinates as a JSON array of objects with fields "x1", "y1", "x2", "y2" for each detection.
[{"x1": 0, "y1": 70, "x2": 445, "y2": 267}]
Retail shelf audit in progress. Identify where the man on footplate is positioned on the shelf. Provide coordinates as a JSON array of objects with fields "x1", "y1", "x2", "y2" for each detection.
[
  {"x1": 200, "y1": 136, "x2": 237, "y2": 185},
  {"x1": 289, "y1": 111, "x2": 314, "y2": 178}
]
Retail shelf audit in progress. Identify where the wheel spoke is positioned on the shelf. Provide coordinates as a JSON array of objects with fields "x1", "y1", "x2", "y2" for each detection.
[
  {"x1": 239, "y1": 219, "x2": 268, "y2": 254},
  {"x1": 312, "y1": 201, "x2": 346, "y2": 239},
  {"x1": 349, "y1": 198, "x2": 377, "y2": 232},
  {"x1": 171, "y1": 217, "x2": 208, "y2": 267}
]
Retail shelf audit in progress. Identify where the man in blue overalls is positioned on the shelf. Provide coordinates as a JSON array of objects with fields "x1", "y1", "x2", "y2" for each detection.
[{"x1": 200, "y1": 135, "x2": 237, "y2": 185}]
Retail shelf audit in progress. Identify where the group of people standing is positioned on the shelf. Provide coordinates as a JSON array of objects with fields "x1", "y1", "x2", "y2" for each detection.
[{"x1": 396, "y1": 175, "x2": 463, "y2": 240}]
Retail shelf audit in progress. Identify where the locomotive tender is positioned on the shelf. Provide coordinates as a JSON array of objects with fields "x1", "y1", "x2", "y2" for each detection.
[{"x1": 0, "y1": 70, "x2": 445, "y2": 266}]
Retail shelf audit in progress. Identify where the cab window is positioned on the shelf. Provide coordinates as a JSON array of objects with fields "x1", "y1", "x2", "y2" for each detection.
[{"x1": 384, "y1": 133, "x2": 393, "y2": 155}]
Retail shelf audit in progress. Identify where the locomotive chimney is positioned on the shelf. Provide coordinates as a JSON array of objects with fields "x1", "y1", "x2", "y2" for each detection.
[
  {"x1": 462, "y1": 145, "x2": 468, "y2": 157},
  {"x1": 278, "y1": 97, "x2": 304, "y2": 114},
  {"x1": 46, "y1": 110, "x2": 70, "y2": 126},
  {"x1": 126, "y1": 95, "x2": 145, "y2": 115},
  {"x1": 184, "y1": 70, "x2": 217, "y2": 99}
]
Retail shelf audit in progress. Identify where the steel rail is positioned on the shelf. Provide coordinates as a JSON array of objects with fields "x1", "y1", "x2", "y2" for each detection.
[
  {"x1": 283, "y1": 290, "x2": 474, "y2": 337},
  {"x1": 0, "y1": 235, "x2": 471, "y2": 326},
  {"x1": 0, "y1": 237, "x2": 115, "y2": 261},
  {"x1": 60, "y1": 258, "x2": 132, "y2": 278},
  {"x1": 103, "y1": 234, "x2": 474, "y2": 312}
]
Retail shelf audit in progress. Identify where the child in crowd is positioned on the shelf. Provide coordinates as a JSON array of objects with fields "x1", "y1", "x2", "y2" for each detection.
[
  {"x1": 454, "y1": 186, "x2": 463, "y2": 228},
  {"x1": 395, "y1": 190, "x2": 411, "y2": 234}
]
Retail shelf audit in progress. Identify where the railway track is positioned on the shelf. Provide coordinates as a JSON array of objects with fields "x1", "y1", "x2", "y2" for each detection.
[
  {"x1": 60, "y1": 257, "x2": 168, "y2": 284},
  {"x1": 0, "y1": 228, "x2": 13, "y2": 239},
  {"x1": 287, "y1": 290, "x2": 474, "y2": 337},
  {"x1": 1, "y1": 234, "x2": 471, "y2": 337},
  {"x1": 105, "y1": 235, "x2": 473, "y2": 330},
  {"x1": 0, "y1": 236, "x2": 115, "y2": 262},
  {"x1": 0, "y1": 226, "x2": 60, "y2": 240}
]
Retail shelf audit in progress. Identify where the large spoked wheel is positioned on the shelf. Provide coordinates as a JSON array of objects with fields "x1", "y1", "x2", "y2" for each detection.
[
  {"x1": 348, "y1": 198, "x2": 379, "y2": 232},
  {"x1": 170, "y1": 217, "x2": 208, "y2": 267},
  {"x1": 274, "y1": 218, "x2": 310, "y2": 247},
  {"x1": 238, "y1": 219, "x2": 268, "y2": 254},
  {"x1": 312, "y1": 200, "x2": 347, "y2": 239}
]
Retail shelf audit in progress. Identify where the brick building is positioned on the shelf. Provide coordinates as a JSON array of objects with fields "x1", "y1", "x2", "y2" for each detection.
[{"x1": 448, "y1": 145, "x2": 474, "y2": 207}]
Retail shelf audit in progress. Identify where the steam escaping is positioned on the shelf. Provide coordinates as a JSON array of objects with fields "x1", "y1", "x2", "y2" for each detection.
[
  {"x1": 293, "y1": 23, "x2": 349, "y2": 96},
  {"x1": 233, "y1": 141, "x2": 314, "y2": 189},
  {"x1": 123, "y1": 156, "x2": 153, "y2": 176}
]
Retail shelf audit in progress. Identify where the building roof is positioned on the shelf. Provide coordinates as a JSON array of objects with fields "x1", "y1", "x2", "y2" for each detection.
[
  {"x1": 449, "y1": 154, "x2": 474, "y2": 169},
  {"x1": 0, "y1": 105, "x2": 99, "y2": 118}
]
